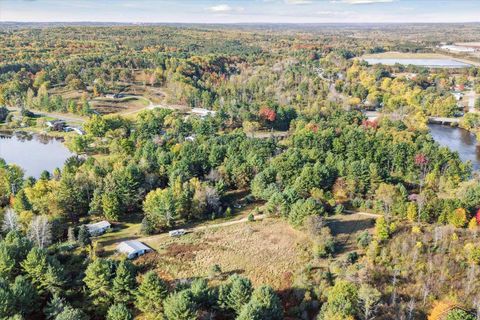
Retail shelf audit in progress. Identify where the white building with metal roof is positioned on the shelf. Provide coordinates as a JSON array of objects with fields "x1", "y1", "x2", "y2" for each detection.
[
  {"x1": 86, "y1": 221, "x2": 111, "y2": 236},
  {"x1": 116, "y1": 240, "x2": 152, "y2": 259}
]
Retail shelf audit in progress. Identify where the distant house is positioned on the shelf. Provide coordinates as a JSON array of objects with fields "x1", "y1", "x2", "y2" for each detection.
[
  {"x1": 452, "y1": 92, "x2": 463, "y2": 101},
  {"x1": 86, "y1": 221, "x2": 111, "y2": 236},
  {"x1": 116, "y1": 240, "x2": 153, "y2": 259},
  {"x1": 185, "y1": 135, "x2": 196, "y2": 142},
  {"x1": 46, "y1": 120, "x2": 66, "y2": 131},
  {"x1": 191, "y1": 108, "x2": 216, "y2": 118},
  {"x1": 72, "y1": 127, "x2": 86, "y2": 135}
]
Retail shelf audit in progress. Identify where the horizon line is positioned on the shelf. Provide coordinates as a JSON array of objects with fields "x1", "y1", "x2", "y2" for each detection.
[{"x1": 2, "y1": 21, "x2": 480, "y2": 25}]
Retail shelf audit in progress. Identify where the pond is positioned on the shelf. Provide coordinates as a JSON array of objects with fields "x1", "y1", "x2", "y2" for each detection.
[
  {"x1": 364, "y1": 58, "x2": 472, "y2": 68},
  {"x1": 428, "y1": 124, "x2": 480, "y2": 170},
  {"x1": 0, "y1": 132, "x2": 74, "y2": 177}
]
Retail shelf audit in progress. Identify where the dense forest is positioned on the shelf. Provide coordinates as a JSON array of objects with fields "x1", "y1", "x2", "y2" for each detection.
[{"x1": 1, "y1": 23, "x2": 480, "y2": 320}]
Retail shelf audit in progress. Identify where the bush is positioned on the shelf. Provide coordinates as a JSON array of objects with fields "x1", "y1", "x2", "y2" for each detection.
[
  {"x1": 346, "y1": 252, "x2": 358, "y2": 264},
  {"x1": 0, "y1": 107, "x2": 8, "y2": 123},
  {"x1": 357, "y1": 231, "x2": 372, "y2": 249},
  {"x1": 313, "y1": 227, "x2": 336, "y2": 258},
  {"x1": 141, "y1": 217, "x2": 155, "y2": 235}
]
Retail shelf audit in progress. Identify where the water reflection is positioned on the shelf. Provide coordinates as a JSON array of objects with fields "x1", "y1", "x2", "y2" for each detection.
[
  {"x1": 428, "y1": 124, "x2": 480, "y2": 170},
  {"x1": 0, "y1": 131, "x2": 73, "y2": 177}
]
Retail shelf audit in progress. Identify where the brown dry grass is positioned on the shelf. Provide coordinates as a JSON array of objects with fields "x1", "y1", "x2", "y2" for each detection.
[{"x1": 143, "y1": 219, "x2": 311, "y2": 290}]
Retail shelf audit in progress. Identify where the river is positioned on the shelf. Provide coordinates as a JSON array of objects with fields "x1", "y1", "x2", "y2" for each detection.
[
  {"x1": 428, "y1": 124, "x2": 480, "y2": 170},
  {"x1": 0, "y1": 132, "x2": 73, "y2": 178}
]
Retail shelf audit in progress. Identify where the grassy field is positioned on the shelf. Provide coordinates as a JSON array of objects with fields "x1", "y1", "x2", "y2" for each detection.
[
  {"x1": 93, "y1": 209, "x2": 377, "y2": 292},
  {"x1": 143, "y1": 218, "x2": 311, "y2": 289},
  {"x1": 360, "y1": 51, "x2": 480, "y2": 66}
]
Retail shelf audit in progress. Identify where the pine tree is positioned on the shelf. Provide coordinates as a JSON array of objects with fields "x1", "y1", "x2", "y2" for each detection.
[
  {"x1": 0, "y1": 242, "x2": 15, "y2": 279},
  {"x1": 55, "y1": 306, "x2": 88, "y2": 320},
  {"x1": 112, "y1": 260, "x2": 137, "y2": 305},
  {"x1": 163, "y1": 290, "x2": 197, "y2": 320},
  {"x1": 225, "y1": 275, "x2": 253, "y2": 314},
  {"x1": 107, "y1": 304, "x2": 133, "y2": 320},
  {"x1": 44, "y1": 293, "x2": 66, "y2": 319},
  {"x1": 189, "y1": 278, "x2": 211, "y2": 307},
  {"x1": 12, "y1": 190, "x2": 31, "y2": 212},
  {"x1": 4, "y1": 231, "x2": 33, "y2": 265},
  {"x1": 0, "y1": 278, "x2": 13, "y2": 318},
  {"x1": 21, "y1": 247, "x2": 63, "y2": 295},
  {"x1": 11, "y1": 275, "x2": 38, "y2": 316},
  {"x1": 237, "y1": 285, "x2": 283, "y2": 320},
  {"x1": 83, "y1": 258, "x2": 115, "y2": 309},
  {"x1": 77, "y1": 225, "x2": 91, "y2": 247},
  {"x1": 135, "y1": 271, "x2": 168, "y2": 315},
  {"x1": 375, "y1": 217, "x2": 390, "y2": 242}
]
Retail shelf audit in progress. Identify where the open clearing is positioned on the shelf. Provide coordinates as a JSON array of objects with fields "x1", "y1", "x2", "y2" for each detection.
[
  {"x1": 94, "y1": 211, "x2": 378, "y2": 290},
  {"x1": 142, "y1": 219, "x2": 311, "y2": 289},
  {"x1": 360, "y1": 51, "x2": 480, "y2": 67}
]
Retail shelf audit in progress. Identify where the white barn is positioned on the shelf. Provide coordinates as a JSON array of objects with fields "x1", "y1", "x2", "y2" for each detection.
[
  {"x1": 117, "y1": 240, "x2": 152, "y2": 259},
  {"x1": 86, "y1": 221, "x2": 111, "y2": 236}
]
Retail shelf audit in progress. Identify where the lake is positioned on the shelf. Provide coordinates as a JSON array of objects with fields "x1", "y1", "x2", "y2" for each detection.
[
  {"x1": 0, "y1": 132, "x2": 74, "y2": 177},
  {"x1": 364, "y1": 58, "x2": 472, "y2": 68},
  {"x1": 428, "y1": 124, "x2": 480, "y2": 170}
]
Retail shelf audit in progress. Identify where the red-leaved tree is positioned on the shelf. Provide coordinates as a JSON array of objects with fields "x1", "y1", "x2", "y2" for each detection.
[{"x1": 259, "y1": 107, "x2": 276, "y2": 122}]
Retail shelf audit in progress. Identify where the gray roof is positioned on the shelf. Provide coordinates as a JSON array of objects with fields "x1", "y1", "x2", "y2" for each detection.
[
  {"x1": 86, "y1": 221, "x2": 111, "y2": 232},
  {"x1": 117, "y1": 240, "x2": 151, "y2": 254}
]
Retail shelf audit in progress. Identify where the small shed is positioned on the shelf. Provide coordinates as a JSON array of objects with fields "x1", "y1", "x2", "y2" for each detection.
[
  {"x1": 86, "y1": 221, "x2": 111, "y2": 236},
  {"x1": 117, "y1": 240, "x2": 152, "y2": 259}
]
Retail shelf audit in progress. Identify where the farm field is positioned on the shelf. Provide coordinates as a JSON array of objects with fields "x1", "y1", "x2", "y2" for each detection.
[{"x1": 360, "y1": 51, "x2": 480, "y2": 66}]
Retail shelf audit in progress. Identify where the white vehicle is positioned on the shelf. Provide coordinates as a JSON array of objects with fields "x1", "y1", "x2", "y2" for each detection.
[{"x1": 169, "y1": 229, "x2": 186, "y2": 237}]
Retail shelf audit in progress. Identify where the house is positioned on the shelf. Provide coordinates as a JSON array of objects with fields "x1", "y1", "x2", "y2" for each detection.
[
  {"x1": 46, "y1": 120, "x2": 66, "y2": 131},
  {"x1": 191, "y1": 108, "x2": 216, "y2": 118},
  {"x1": 86, "y1": 221, "x2": 111, "y2": 236},
  {"x1": 185, "y1": 135, "x2": 196, "y2": 142},
  {"x1": 452, "y1": 92, "x2": 463, "y2": 101},
  {"x1": 72, "y1": 127, "x2": 85, "y2": 135},
  {"x1": 116, "y1": 240, "x2": 153, "y2": 259}
]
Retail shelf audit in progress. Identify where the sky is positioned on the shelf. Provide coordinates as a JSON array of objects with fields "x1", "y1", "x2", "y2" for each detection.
[{"x1": 0, "y1": 0, "x2": 479, "y2": 24}]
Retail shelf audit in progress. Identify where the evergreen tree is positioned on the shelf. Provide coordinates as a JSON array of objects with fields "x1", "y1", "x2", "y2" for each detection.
[
  {"x1": 107, "y1": 304, "x2": 133, "y2": 320},
  {"x1": 163, "y1": 290, "x2": 197, "y2": 320},
  {"x1": 375, "y1": 217, "x2": 390, "y2": 242},
  {"x1": 12, "y1": 189, "x2": 31, "y2": 212},
  {"x1": 135, "y1": 270, "x2": 168, "y2": 315},
  {"x1": 77, "y1": 225, "x2": 91, "y2": 247},
  {"x1": 189, "y1": 278, "x2": 211, "y2": 307},
  {"x1": 83, "y1": 258, "x2": 115, "y2": 309},
  {"x1": 224, "y1": 275, "x2": 253, "y2": 314},
  {"x1": 237, "y1": 286, "x2": 283, "y2": 320},
  {"x1": 11, "y1": 275, "x2": 38, "y2": 316},
  {"x1": 318, "y1": 280, "x2": 358, "y2": 320},
  {"x1": 0, "y1": 278, "x2": 13, "y2": 318},
  {"x1": 21, "y1": 247, "x2": 63, "y2": 295},
  {"x1": 55, "y1": 306, "x2": 88, "y2": 320},
  {"x1": 44, "y1": 293, "x2": 67, "y2": 319},
  {"x1": 4, "y1": 231, "x2": 33, "y2": 265},
  {"x1": 0, "y1": 242, "x2": 15, "y2": 279},
  {"x1": 112, "y1": 260, "x2": 136, "y2": 304}
]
